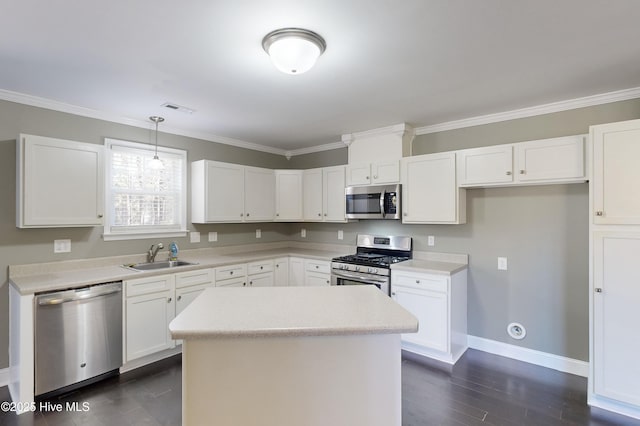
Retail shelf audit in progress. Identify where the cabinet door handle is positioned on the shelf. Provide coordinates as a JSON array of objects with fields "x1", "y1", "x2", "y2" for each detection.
[
  {"x1": 276, "y1": 213, "x2": 280, "y2": 217},
  {"x1": 324, "y1": 213, "x2": 327, "y2": 216},
  {"x1": 167, "y1": 297, "x2": 172, "y2": 303},
  {"x1": 230, "y1": 271, "x2": 234, "y2": 275},
  {"x1": 326, "y1": 280, "x2": 330, "y2": 284},
  {"x1": 316, "y1": 265, "x2": 319, "y2": 269},
  {"x1": 366, "y1": 176, "x2": 370, "y2": 180},
  {"x1": 373, "y1": 175, "x2": 378, "y2": 179},
  {"x1": 391, "y1": 292, "x2": 396, "y2": 296},
  {"x1": 97, "y1": 214, "x2": 103, "y2": 218},
  {"x1": 404, "y1": 212, "x2": 408, "y2": 216},
  {"x1": 276, "y1": 264, "x2": 279, "y2": 268},
  {"x1": 260, "y1": 266, "x2": 263, "y2": 270},
  {"x1": 595, "y1": 211, "x2": 603, "y2": 216},
  {"x1": 506, "y1": 171, "x2": 512, "y2": 176},
  {"x1": 240, "y1": 213, "x2": 243, "y2": 217},
  {"x1": 595, "y1": 288, "x2": 603, "y2": 293},
  {"x1": 246, "y1": 213, "x2": 250, "y2": 217},
  {"x1": 177, "y1": 295, "x2": 182, "y2": 301},
  {"x1": 415, "y1": 280, "x2": 420, "y2": 284},
  {"x1": 519, "y1": 170, "x2": 525, "y2": 175},
  {"x1": 249, "y1": 281, "x2": 253, "y2": 286},
  {"x1": 318, "y1": 213, "x2": 321, "y2": 217}
]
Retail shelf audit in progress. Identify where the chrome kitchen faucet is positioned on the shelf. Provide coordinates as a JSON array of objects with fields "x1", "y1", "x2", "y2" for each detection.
[{"x1": 147, "y1": 243, "x2": 164, "y2": 263}]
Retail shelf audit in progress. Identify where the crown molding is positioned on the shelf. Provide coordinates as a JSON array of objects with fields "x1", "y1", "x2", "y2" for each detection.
[
  {"x1": 0, "y1": 88, "x2": 288, "y2": 157},
  {"x1": 287, "y1": 141, "x2": 346, "y2": 158},
  {"x1": 342, "y1": 122, "x2": 413, "y2": 142},
  {"x1": 414, "y1": 86, "x2": 640, "y2": 135}
]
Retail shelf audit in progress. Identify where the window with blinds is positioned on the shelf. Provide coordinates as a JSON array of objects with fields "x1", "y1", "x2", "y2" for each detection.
[{"x1": 104, "y1": 138, "x2": 187, "y2": 240}]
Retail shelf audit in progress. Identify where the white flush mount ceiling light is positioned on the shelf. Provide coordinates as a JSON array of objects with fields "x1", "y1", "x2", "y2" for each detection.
[
  {"x1": 149, "y1": 116, "x2": 165, "y2": 170},
  {"x1": 262, "y1": 28, "x2": 326, "y2": 75}
]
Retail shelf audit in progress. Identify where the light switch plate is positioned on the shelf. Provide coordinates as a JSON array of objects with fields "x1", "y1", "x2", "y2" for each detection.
[
  {"x1": 54, "y1": 239, "x2": 71, "y2": 253},
  {"x1": 427, "y1": 235, "x2": 435, "y2": 246},
  {"x1": 338, "y1": 230, "x2": 343, "y2": 240},
  {"x1": 301, "y1": 229, "x2": 306, "y2": 238},
  {"x1": 208, "y1": 231, "x2": 218, "y2": 242},
  {"x1": 256, "y1": 229, "x2": 261, "y2": 239},
  {"x1": 498, "y1": 257, "x2": 508, "y2": 270},
  {"x1": 190, "y1": 231, "x2": 201, "y2": 243}
]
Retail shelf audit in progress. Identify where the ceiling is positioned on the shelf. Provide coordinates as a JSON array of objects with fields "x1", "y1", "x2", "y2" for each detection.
[{"x1": 2, "y1": 0, "x2": 640, "y2": 152}]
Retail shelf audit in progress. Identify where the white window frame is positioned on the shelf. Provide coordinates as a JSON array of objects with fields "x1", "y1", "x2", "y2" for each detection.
[{"x1": 103, "y1": 138, "x2": 188, "y2": 241}]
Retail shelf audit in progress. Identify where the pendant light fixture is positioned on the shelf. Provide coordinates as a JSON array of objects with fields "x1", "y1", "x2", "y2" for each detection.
[
  {"x1": 262, "y1": 28, "x2": 326, "y2": 75},
  {"x1": 149, "y1": 116, "x2": 165, "y2": 170}
]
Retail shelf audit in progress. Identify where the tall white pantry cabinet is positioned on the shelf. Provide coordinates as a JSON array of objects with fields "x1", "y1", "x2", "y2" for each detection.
[{"x1": 589, "y1": 118, "x2": 640, "y2": 420}]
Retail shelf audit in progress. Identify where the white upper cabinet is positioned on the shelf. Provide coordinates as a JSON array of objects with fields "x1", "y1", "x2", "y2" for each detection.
[
  {"x1": 17, "y1": 134, "x2": 104, "y2": 228},
  {"x1": 457, "y1": 145, "x2": 514, "y2": 186},
  {"x1": 346, "y1": 161, "x2": 399, "y2": 186},
  {"x1": 244, "y1": 166, "x2": 275, "y2": 222},
  {"x1": 401, "y1": 152, "x2": 466, "y2": 224},
  {"x1": 457, "y1": 135, "x2": 586, "y2": 188},
  {"x1": 323, "y1": 166, "x2": 346, "y2": 222},
  {"x1": 592, "y1": 120, "x2": 640, "y2": 224},
  {"x1": 516, "y1": 135, "x2": 584, "y2": 183},
  {"x1": 275, "y1": 170, "x2": 303, "y2": 221},
  {"x1": 303, "y1": 166, "x2": 346, "y2": 222},
  {"x1": 303, "y1": 168, "x2": 323, "y2": 221},
  {"x1": 191, "y1": 160, "x2": 244, "y2": 223},
  {"x1": 191, "y1": 161, "x2": 275, "y2": 223}
]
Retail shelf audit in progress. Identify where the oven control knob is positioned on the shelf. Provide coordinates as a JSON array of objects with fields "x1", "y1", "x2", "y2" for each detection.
[
  {"x1": 368, "y1": 268, "x2": 377, "y2": 274},
  {"x1": 354, "y1": 266, "x2": 360, "y2": 272}
]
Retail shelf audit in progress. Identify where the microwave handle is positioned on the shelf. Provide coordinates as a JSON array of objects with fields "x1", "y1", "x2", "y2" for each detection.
[{"x1": 380, "y1": 190, "x2": 386, "y2": 218}]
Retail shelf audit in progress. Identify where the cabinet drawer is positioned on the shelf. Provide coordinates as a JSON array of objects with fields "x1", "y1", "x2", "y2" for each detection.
[
  {"x1": 305, "y1": 260, "x2": 330, "y2": 274},
  {"x1": 215, "y1": 276, "x2": 246, "y2": 287},
  {"x1": 215, "y1": 264, "x2": 247, "y2": 281},
  {"x1": 126, "y1": 274, "x2": 174, "y2": 297},
  {"x1": 392, "y1": 272, "x2": 448, "y2": 293},
  {"x1": 175, "y1": 268, "x2": 214, "y2": 289},
  {"x1": 248, "y1": 260, "x2": 274, "y2": 275}
]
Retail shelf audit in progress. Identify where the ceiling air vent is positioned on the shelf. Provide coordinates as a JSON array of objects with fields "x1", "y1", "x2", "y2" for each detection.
[{"x1": 161, "y1": 102, "x2": 195, "y2": 114}]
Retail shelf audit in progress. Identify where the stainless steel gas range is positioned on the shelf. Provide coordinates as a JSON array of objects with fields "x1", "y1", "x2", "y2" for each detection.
[{"x1": 331, "y1": 234, "x2": 412, "y2": 296}]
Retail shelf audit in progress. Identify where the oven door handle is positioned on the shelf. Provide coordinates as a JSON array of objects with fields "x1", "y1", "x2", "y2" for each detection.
[
  {"x1": 380, "y1": 190, "x2": 386, "y2": 219},
  {"x1": 332, "y1": 270, "x2": 388, "y2": 284}
]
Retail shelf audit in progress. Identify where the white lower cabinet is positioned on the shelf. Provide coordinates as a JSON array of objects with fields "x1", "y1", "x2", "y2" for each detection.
[
  {"x1": 125, "y1": 274, "x2": 176, "y2": 362},
  {"x1": 590, "y1": 232, "x2": 640, "y2": 414},
  {"x1": 304, "y1": 259, "x2": 331, "y2": 286},
  {"x1": 391, "y1": 269, "x2": 467, "y2": 364},
  {"x1": 125, "y1": 269, "x2": 214, "y2": 361},
  {"x1": 247, "y1": 260, "x2": 274, "y2": 287},
  {"x1": 215, "y1": 263, "x2": 247, "y2": 287},
  {"x1": 274, "y1": 257, "x2": 289, "y2": 286},
  {"x1": 289, "y1": 257, "x2": 305, "y2": 286}
]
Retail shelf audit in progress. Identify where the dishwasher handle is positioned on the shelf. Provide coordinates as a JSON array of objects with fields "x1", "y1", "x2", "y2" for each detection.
[{"x1": 37, "y1": 283, "x2": 122, "y2": 306}]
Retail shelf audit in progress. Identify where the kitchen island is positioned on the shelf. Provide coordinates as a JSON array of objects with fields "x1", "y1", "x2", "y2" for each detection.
[{"x1": 169, "y1": 285, "x2": 418, "y2": 426}]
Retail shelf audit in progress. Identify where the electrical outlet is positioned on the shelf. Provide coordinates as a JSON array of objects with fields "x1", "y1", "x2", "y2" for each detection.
[
  {"x1": 301, "y1": 229, "x2": 306, "y2": 238},
  {"x1": 190, "y1": 231, "x2": 201, "y2": 243},
  {"x1": 427, "y1": 235, "x2": 435, "y2": 246},
  {"x1": 338, "y1": 230, "x2": 343, "y2": 240},
  {"x1": 54, "y1": 239, "x2": 71, "y2": 253},
  {"x1": 208, "y1": 231, "x2": 218, "y2": 242},
  {"x1": 256, "y1": 229, "x2": 262, "y2": 239},
  {"x1": 498, "y1": 257, "x2": 508, "y2": 270}
]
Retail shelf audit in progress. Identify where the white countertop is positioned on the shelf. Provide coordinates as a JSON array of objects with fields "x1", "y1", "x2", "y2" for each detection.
[
  {"x1": 169, "y1": 285, "x2": 418, "y2": 339},
  {"x1": 390, "y1": 259, "x2": 467, "y2": 275},
  {"x1": 9, "y1": 247, "x2": 349, "y2": 295}
]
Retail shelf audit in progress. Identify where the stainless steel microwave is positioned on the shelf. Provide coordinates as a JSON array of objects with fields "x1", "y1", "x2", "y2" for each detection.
[{"x1": 345, "y1": 184, "x2": 401, "y2": 220}]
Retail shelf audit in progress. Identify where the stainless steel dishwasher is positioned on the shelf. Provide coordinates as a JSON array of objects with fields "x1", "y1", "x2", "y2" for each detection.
[{"x1": 35, "y1": 281, "x2": 123, "y2": 396}]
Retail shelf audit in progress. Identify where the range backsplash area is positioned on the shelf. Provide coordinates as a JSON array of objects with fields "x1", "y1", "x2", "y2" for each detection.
[{"x1": 287, "y1": 183, "x2": 589, "y2": 363}]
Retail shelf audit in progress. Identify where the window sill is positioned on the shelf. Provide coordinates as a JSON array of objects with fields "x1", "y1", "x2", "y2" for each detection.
[{"x1": 102, "y1": 230, "x2": 188, "y2": 242}]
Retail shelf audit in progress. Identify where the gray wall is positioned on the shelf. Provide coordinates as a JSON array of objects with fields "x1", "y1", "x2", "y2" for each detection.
[
  {"x1": 285, "y1": 99, "x2": 640, "y2": 362},
  {"x1": 0, "y1": 100, "x2": 294, "y2": 369}
]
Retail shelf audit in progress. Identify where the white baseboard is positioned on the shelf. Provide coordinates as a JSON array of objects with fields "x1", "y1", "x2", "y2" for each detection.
[
  {"x1": 468, "y1": 335, "x2": 589, "y2": 377},
  {"x1": 0, "y1": 368, "x2": 8, "y2": 387}
]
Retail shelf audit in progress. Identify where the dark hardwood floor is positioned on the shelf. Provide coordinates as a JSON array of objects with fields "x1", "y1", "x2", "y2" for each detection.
[{"x1": 1, "y1": 349, "x2": 638, "y2": 425}]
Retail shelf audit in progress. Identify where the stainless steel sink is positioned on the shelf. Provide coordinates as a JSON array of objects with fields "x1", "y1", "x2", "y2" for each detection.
[{"x1": 124, "y1": 260, "x2": 197, "y2": 271}]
